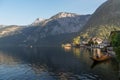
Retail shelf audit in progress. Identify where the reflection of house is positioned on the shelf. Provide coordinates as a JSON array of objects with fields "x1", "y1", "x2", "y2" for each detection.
[{"x1": 93, "y1": 48, "x2": 102, "y2": 58}]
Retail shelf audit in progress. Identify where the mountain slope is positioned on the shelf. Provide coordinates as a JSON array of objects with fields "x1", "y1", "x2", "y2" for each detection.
[
  {"x1": 0, "y1": 12, "x2": 91, "y2": 46},
  {"x1": 80, "y1": 0, "x2": 120, "y2": 39},
  {"x1": 0, "y1": 25, "x2": 23, "y2": 38},
  {"x1": 26, "y1": 12, "x2": 91, "y2": 44}
]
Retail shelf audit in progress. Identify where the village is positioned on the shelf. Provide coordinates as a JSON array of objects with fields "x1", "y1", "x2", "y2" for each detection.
[{"x1": 62, "y1": 31, "x2": 120, "y2": 61}]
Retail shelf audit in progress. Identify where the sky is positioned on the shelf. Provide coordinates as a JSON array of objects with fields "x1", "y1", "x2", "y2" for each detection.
[{"x1": 0, "y1": 0, "x2": 107, "y2": 25}]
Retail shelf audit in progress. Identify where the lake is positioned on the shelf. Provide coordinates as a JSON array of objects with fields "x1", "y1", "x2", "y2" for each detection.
[{"x1": 0, "y1": 46, "x2": 119, "y2": 80}]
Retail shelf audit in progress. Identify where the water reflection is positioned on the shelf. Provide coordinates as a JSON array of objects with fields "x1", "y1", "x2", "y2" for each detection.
[
  {"x1": 0, "y1": 51, "x2": 21, "y2": 65},
  {"x1": 91, "y1": 59, "x2": 111, "y2": 69},
  {"x1": 93, "y1": 48, "x2": 102, "y2": 58},
  {"x1": 64, "y1": 47, "x2": 72, "y2": 52},
  {"x1": 0, "y1": 47, "x2": 119, "y2": 80},
  {"x1": 72, "y1": 48, "x2": 80, "y2": 57},
  {"x1": 91, "y1": 48, "x2": 111, "y2": 69},
  {"x1": 70, "y1": 47, "x2": 119, "y2": 80}
]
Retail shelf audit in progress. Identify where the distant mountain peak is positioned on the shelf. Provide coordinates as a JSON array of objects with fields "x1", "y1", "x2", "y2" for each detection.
[
  {"x1": 50, "y1": 12, "x2": 79, "y2": 19},
  {"x1": 36, "y1": 18, "x2": 45, "y2": 22},
  {"x1": 31, "y1": 12, "x2": 80, "y2": 26},
  {"x1": 32, "y1": 18, "x2": 46, "y2": 26}
]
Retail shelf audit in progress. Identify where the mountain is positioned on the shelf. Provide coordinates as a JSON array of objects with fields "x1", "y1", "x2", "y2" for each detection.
[
  {"x1": 0, "y1": 12, "x2": 91, "y2": 46},
  {"x1": 26, "y1": 12, "x2": 91, "y2": 44},
  {"x1": 0, "y1": 25, "x2": 6, "y2": 29},
  {"x1": 31, "y1": 18, "x2": 46, "y2": 26},
  {"x1": 80, "y1": 0, "x2": 120, "y2": 39},
  {"x1": 0, "y1": 25, "x2": 23, "y2": 38}
]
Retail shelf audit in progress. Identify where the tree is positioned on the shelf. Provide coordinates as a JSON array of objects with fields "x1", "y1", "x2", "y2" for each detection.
[
  {"x1": 110, "y1": 32, "x2": 120, "y2": 62},
  {"x1": 88, "y1": 38, "x2": 94, "y2": 46},
  {"x1": 73, "y1": 36, "x2": 80, "y2": 46},
  {"x1": 94, "y1": 41, "x2": 98, "y2": 45},
  {"x1": 111, "y1": 32, "x2": 120, "y2": 47}
]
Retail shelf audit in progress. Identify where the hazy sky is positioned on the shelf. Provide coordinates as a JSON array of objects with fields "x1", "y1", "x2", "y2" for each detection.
[{"x1": 0, "y1": 0, "x2": 107, "y2": 25}]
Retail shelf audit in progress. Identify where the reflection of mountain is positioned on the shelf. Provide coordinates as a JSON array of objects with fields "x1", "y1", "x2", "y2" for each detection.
[
  {"x1": 0, "y1": 51, "x2": 53, "y2": 80},
  {"x1": 72, "y1": 48, "x2": 91, "y2": 63},
  {"x1": 0, "y1": 47, "x2": 119, "y2": 80},
  {"x1": 0, "y1": 47, "x2": 94, "y2": 72},
  {"x1": 0, "y1": 47, "x2": 91, "y2": 72},
  {"x1": 0, "y1": 51, "x2": 20, "y2": 65}
]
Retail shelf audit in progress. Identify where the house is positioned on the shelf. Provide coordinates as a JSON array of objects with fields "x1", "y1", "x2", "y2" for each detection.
[{"x1": 89, "y1": 37, "x2": 103, "y2": 44}]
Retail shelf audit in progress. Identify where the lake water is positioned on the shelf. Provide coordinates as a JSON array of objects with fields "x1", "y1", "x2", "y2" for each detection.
[{"x1": 0, "y1": 46, "x2": 119, "y2": 80}]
